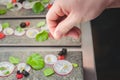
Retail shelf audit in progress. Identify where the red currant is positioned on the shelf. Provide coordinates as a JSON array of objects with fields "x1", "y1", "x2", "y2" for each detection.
[
  {"x1": 25, "y1": 21, "x2": 30, "y2": 27},
  {"x1": 12, "y1": 0, "x2": 17, "y2": 3},
  {"x1": 16, "y1": 73, "x2": 23, "y2": 79},
  {"x1": 47, "y1": 4, "x2": 52, "y2": 10},
  {"x1": 0, "y1": 32, "x2": 5, "y2": 39},
  {"x1": 58, "y1": 55, "x2": 65, "y2": 60}
]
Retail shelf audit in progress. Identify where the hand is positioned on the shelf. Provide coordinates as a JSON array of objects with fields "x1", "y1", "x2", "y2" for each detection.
[{"x1": 46, "y1": 0, "x2": 113, "y2": 40}]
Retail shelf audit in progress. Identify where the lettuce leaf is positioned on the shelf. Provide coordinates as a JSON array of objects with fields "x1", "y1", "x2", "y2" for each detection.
[
  {"x1": 9, "y1": 56, "x2": 20, "y2": 65},
  {"x1": 26, "y1": 53, "x2": 45, "y2": 70}
]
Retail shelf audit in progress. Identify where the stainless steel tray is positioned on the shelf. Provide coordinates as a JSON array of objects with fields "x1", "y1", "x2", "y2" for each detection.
[
  {"x1": 0, "y1": 47, "x2": 83, "y2": 80},
  {"x1": 0, "y1": 19, "x2": 81, "y2": 46}
]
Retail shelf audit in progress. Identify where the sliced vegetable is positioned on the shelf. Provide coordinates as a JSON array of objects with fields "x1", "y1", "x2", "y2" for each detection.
[
  {"x1": 14, "y1": 26, "x2": 25, "y2": 36},
  {"x1": 0, "y1": 9, "x2": 7, "y2": 15},
  {"x1": 2, "y1": 22, "x2": 10, "y2": 29},
  {"x1": 26, "y1": 53, "x2": 45, "y2": 70},
  {"x1": 9, "y1": 56, "x2": 20, "y2": 65},
  {"x1": 22, "y1": 1, "x2": 33, "y2": 9},
  {"x1": 17, "y1": 63, "x2": 31, "y2": 73},
  {"x1": 43, "y1": 68, "x2": 54, "y2": 76},
  {"x1": 10, "y1": 2, "x2": 22, "y2": 11},
  {"x1": 53, "y1": 60, "x2": 73, "y2": 76},
  {"x1": 0, "y1": 62, "x2": 15, "y2": 77},
  {"x1": 36, "y1": 30, "x2": 48, "y2": 42},
  {"x1": 44, "y1": 54, "x2": 57, "y2": 65},
  {"x1": 26, "y1": 29, "x2": 39, "y2": 38},
  {"x1": 37, "y1": 21, "x2": 46, "y2": 28},
  {"x1": 41, "y1": 0, "x2": 50, "y2": 4},
  {"x1": 0, "y1": 24, "x2": 2, "y2": 32},
  {"x1": 0, "y1": 32, "x2": 5, "y2": 39},
  {"x1": 32, "y1": 2, "x2": 45, "y2": 14},
  {"x1": 3, "y1": 28, "x2": 14, "y2": 35}
]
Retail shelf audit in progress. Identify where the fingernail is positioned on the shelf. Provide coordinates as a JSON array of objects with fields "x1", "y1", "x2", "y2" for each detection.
[{"x1": 54, "y1": 30, "x2": 63, "y2": 39}]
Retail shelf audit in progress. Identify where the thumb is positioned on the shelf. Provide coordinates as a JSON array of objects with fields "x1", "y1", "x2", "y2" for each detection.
[{"x1": 53, "y1": 13, "x2": 79, "y2": 39}]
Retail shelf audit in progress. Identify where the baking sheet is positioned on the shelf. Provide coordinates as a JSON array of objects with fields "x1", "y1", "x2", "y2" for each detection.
[
  {"x1": 0, "y1": 19, "x2": 81, "y2": 46},
  {"x1": 0, "y1": 48, "x2": 83, "y2": 80}
]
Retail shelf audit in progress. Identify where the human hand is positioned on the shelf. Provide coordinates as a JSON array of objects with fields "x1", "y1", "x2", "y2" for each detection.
[{"x1": 46, "y1": 0, "x2": 113, "y2": 40}]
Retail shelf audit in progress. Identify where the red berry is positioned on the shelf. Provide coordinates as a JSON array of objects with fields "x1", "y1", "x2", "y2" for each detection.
[
  {"x1": 0, "y1": 32, "x2": 5, "y2": 39},
  {"x1": 12, "y1": 0, "x2": 17, "y2": 3},
  {"x1": 58, "y1": 55, "x2": 65, "y2": 60},
  {"x1": 47, "y1": 4, "x2": 52, "y2": 9},
  {"x1": 25, "y1": 21, "x2": 30, "y2": 26},
  {"x1": 16, "y1": 73, "x2": 23, "y2": 79}
]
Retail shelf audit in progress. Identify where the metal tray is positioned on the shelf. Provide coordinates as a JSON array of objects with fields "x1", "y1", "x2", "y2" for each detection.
[
  {"x1": 0, "y1": 48, "x2": 83, "y2": 80},
  {"x1": 0, "y1": 19, "x2": 81, "y2": 46}
]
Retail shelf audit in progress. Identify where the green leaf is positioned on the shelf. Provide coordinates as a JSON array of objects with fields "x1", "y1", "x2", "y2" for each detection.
[
  {"x1": 4, "y1": 71, "x2": 10, "y2": 75},
  {"x1": 43, "y1": 68, "x2": 54, "y2": 76},
  {"x1": 26, "y1": 53, "x2": 45, "y2": 70},
  {"x1": 6, "y1": 3, "x2": 14, "y2": 9},
  {"x1": 37, "y1": 21, "x2": 46, "y2": 28},
  {"x1": 36, "y1": 30, "x2": 48, "y2": 42},
  {"x1": 9, "y1": 56, "x2": 20, "y2": 65},
  {"x1": 0, "y1": 9, "x2": 7, "y2": 15},
  {"x1": 0, "y1": 67, "x2": 6, "y2": 71},
  {"x1": 41, "y1": 0, "x2": 50, "y2": 4},
  {"x1": 72, "y1": 63, "x2": 79, "y2": 68},
  {"x1": 16, "y1": 26, "x2": 24, "y2": 32},
  {"x1": 32, "y1": 2, "x2": 45, "y2": 14},
  {"x1": 2, "y1": 22, "x2": 10, "y2": 29}
]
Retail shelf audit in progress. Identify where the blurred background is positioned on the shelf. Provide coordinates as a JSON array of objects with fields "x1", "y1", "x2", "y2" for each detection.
[{"x1": 91, "y1": 8, "x2": 120, "y2": 80}]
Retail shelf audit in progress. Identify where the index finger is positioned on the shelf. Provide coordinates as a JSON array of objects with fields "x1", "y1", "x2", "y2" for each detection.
[{"x1": 46, "y1": 3, "x2": 64, "y2": 36}]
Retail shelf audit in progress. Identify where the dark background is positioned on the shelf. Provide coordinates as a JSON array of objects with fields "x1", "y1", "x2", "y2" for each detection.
[{"x1": 91, "y1": 8, "x2": 120, "y2": 80}]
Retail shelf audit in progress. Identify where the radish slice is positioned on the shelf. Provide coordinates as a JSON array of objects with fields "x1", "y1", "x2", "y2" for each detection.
[
  {"x1": 0, "y1": 0, "x2": 12, "y2": 5},
  {"x1": 22, "y1": 1, "x2": 35, "y2": 9},
  {"x1": 0, "y1": 62, "x2": 15, "y2": 77},
  {"x1": 10, "y1": 2, "x2": 22, "y2": 11},
  {"x1": 17, "y1": 63, "x2": 31, "y2": 73},
  {"x1": 3, "y1": 28, "x2": 14, "y2": 35},
  {"x1": 53, "y1": 60, "x2": 73, "y2": 76},
  {"x1": 14, "y1": 30, "x2": 25, "y2": 36},
  {"x1": 0, "y1": 24, "x2": 2, "y2": 32},
  {"x1": 44, "y1": 54, "x2": 57, "y2": 65},
  {"x1": 26, "y1": 29, "x2": 39, "y2": 38}
]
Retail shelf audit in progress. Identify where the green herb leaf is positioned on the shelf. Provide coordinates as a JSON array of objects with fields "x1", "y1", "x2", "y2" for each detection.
[
  {"x1": 36, "y1": 30, "x2": 48, "y2": 42},
  {"x1": 41, "y1": 0, "x2": 50, "y2": 4},
  {"x1": 2, "y1": 22, "x2": 10, "y2": 29},
  {"x1": 0, "y1": 67, "x2": 6, "y2": 71},
  {"x1": 26, "y1": 53, "x2": 45, "y2": 70},
  {"x1": 37, "y1": 21, "x2": 46, "y2": 28},
  {"x1": 16, "y1": 26, "x2": 24, "y2": 32},
  {"x1": 43, "y1": 68, "x2": 54, "y2": 76},
  {"x1": 0, "y1": 9, "x2": 7, "y2": 15},
  {"x1": 4, "y1": 71, "x2": 10, "y2": 75},
  {"x1": 6, "y1": 3, "x2": 14, "y2": 9},
  {"x1": 72, "y1": 63, "x2": 79, "y2": 68},
  {"x1": 32, "y1": 2, "x2": 45, "y2": 14},
  {"x1": 9, "y1": 56, "x2": 20, "y2": 65}
]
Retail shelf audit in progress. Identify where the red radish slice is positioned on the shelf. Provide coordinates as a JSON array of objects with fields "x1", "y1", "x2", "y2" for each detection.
[
  {"x1": 25, "y1": 21, "x2": 30, "y2": 26},
  {"x1": 44, "y1": 54, "x2": 57, "y2": 65},
  {"x1": 22, "y1": 1, "x2": 34, "y2": 9},
  {"x1": 3, "y1": 28, "x2": 14, "y2": 35},
  {"x1": 10, "y1": 2, "x2": 22, "y2": 11},
  {"x1": 53, "y1": 60, "x2": 73, "y2": 76},
  {"x1": 17, "y1": 63, "x2": 31, "y2": 73},
  {"x1": 12, "y1": 0, "x2": 17, "y2": 3},
  {"x1": 26, "y1": 29, "x2": 39, "y2": 38},
  {"x1": 14, "y1": 30, "x2": 25, "y2": 36},
  {"x1": 0, "y1": 24, "x2": 2, "y2": 32},
  {"x1": 0, "y1": 62, "x2": 15, "y2": 77}
]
